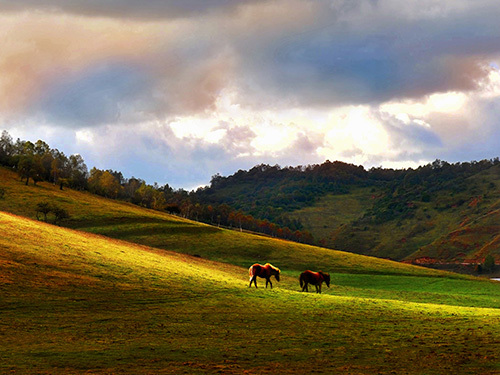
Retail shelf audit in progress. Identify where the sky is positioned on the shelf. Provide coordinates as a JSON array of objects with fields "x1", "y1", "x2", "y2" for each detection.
[{"x1": 1, "y1": 0, "x2": 500, "y2": 189}]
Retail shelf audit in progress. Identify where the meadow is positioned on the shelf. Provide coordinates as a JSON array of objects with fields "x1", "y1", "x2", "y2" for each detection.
[{"x1": 1, "y1": 167, "x2": 500, "y2": 373}]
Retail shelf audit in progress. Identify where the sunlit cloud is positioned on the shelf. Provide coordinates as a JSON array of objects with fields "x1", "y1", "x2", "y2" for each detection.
[{"x1": 2, "y1": 1, "x2": 500, "y2": 187}]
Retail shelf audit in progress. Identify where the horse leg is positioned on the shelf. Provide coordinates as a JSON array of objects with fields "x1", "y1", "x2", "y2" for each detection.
[
  {"x1": 268, "y1": 278, "x2": 273, "y2": 289},
  {"x1": 266, "y1": 278, "x2": 273, "y2": 289},
  {"x1": 249, "y1": 275, "x2": 257, "y2": 288}
]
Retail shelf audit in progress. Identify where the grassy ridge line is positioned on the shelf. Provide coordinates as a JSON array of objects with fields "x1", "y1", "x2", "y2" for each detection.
[
  {"x1": 1, "y1": 212, "x2": 500, "y2": 374},
  {"x1": 4, "y1": 165, "x2": 499, "y2": 309},
  {"x1": 0, "y1": 166, "x2": 451, "y2": 277}
]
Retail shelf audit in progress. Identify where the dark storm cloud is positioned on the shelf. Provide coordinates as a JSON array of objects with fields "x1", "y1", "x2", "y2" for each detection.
[
  {"x1": 234, "y1": 0, "x2": 500, "y2": 108},
  {"x1": 0, "y1": 0, "x2": 262, "y2": 19}
]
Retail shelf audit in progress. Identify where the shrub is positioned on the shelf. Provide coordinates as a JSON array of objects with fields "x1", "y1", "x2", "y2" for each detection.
[
  {"x1": 483, "y1": 254, "x2": 496, "y2": 273},
  {"x1": 52, "y1": 207, "x2": 70, "y2": 225}
]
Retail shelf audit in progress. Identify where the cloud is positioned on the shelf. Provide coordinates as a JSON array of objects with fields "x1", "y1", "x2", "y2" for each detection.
[
  {"x1": 0, "y1": 0, "x2": 264, "y2": 20},
  {"x1": 37, "y1": 61, "x2": 154, "y2": 126},
  {"x1": 4, "y1": 0, "x2": 500, "y2": 127},
  {"x1": 235, "y1": 0, "x2": 500, "y2": 108},
  {"x1": 2, "y1": 1, "x2": 500, "y2": 188},
  {"x1": 377, "y1": 111, "x2": 442, "y2": 152},
  {"x1": 0, "y1": 11, "x2": 237, "y2": 127}
]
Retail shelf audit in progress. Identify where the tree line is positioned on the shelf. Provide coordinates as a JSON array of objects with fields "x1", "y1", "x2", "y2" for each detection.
[
  {"x1": 0, "y1": 130, "x2": 313, "y2": 244},
  {"x1": 195, "y1": 158, "x2": 500, "y2": 225},
  {"x1": 0, "y1": 131, "x2": 88, "y2": 190}
]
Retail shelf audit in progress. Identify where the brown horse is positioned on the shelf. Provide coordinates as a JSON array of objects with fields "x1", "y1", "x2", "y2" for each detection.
[
  {"x1": 249, "y1": 263, "x2": 281, "y2": 288},
  {"x1": 299, "y1": 270, "x2": 330, "y2": 293}
]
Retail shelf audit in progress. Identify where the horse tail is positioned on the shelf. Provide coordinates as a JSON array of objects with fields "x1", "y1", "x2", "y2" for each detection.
[
  {"x1": 299, "y1": 273, "x2": 304, "y2": 288},
  {"x1": 249, "y1": 265, "x2": 255, "y2": 281}
]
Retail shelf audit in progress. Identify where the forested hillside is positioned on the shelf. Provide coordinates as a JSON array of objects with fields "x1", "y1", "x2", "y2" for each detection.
[{"x1": 194, "y1": 159, "x2": 500, "y2": 268}]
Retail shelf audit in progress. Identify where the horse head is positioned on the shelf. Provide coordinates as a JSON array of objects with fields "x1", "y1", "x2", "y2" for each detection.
[
  {"x1": 322, "y1": 272, "x2": 331, "y2": 288},
  {"x1": 267, "y1": 263, "x2": 281, "y2": 281}
]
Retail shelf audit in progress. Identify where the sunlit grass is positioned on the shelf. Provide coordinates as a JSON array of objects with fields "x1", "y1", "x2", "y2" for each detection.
[{"x1": 1, "y1": 212, "x2": 500, "y2": 374}]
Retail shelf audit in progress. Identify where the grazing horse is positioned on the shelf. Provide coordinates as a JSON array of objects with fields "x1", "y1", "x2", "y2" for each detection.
[
  {"x1": 249, "y1": 263, "x2": 281, "y2": 289},
  {"x1": 299, "y1": 270, "x2": 330, "y2": 293}
]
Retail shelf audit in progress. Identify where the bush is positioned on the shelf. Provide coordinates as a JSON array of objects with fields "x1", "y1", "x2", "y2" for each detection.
[
  {"x1": 474, "y1": 264, "x2": 483, "y2": 274},
  {"x1": 52, "y1": 207, "x2": 70, "y2": 225},
  {"x1": 483, "y1": 254, "x2": 496, "y2": 273}
]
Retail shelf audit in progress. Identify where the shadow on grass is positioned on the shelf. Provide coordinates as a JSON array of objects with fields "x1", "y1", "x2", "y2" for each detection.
[{"x1": 67, "y1": 216, "x2": 179, "y2": 228}]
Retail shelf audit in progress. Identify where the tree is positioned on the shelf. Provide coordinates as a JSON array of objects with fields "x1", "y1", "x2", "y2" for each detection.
[
  {"x1": 135, "y1": 182, "x2": 155, "y2": 208},
  {"x1": 88, "y1": 168, "x2": 121, "y2": 198},
  {"x1": 36, "y1": 202, "x2": 52, "y2": 222},
  {"x1": 67, "y1": 154, "x2": 88, "y2": 189},
  {"x1": 30, "y1": 155, "x2": 45, "y2": 185},
  {"x1": 124, "y1": 177, "x2": 143, "y2": 202},
  {"x1": 34, "y1": 140, "x2": 50, "y2": 156},
  {"x1": 0, "y1": 130, "x2": 14, "y2": 166},
  {"x1": 17, "y1": 154, "x2": 34, "y2": 185},
  {"x1": 88, "y1": 168, "x2": 104, "y2": 195},
  {"x1": 99, "y1": 171, "x2": 122, "y2": 199},
  {"x1": 151, "y1": 189, "x2": 167, "y2": 210},
  {"x1": 40, "y1": 152, "x2": 54, "y2": 181}
]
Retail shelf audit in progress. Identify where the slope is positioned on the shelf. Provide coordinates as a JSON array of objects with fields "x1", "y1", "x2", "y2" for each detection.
[
  {"x1": 410, "y1": 206, "x2": 500, "y2": 263},
  {"x1": 0, "y1": 166, "x2": 443, "y2": 276},
  {"x1": 284, "y1": 163, "x2": 500, "y2": 263},
  {"x1": 1, "y1": 212, "x2": 500, "y2": 374}
]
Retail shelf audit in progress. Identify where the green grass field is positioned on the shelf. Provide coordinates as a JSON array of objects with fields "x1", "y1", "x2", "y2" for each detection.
[{"x1": 1, "y1": 167, "x2": 500, "y2": 373}]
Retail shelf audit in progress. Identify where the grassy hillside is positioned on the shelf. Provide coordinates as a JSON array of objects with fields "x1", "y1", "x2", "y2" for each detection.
[
  {"x1": 257, "y1": 163, "x2": 500, "y2": 265},
  {"x1": 287, "y1": 186, "x2": 375, "y2": 245},
  {"x1": 1, "y1": 211, "x2": 500, "y2": 374},
  {"x1": 411, "y1": 207, "x2": 500, "y2": 262},
  {"x1": 0, "y1": 166, "x2": 444, "y2": 276}
]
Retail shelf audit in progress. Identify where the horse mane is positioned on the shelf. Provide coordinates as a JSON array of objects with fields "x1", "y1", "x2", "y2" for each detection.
[{"x1": 265, "y1": 263, "x2": 280, "y2": 272}]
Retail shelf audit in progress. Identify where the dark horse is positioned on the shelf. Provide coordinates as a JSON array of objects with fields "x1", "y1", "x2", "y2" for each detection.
[
  {"x1": 249, "y1": 263, "x2": 281, "y2": 288},
  {"x1": 299, "y1": 270, "x2": 330, "y2": 293}
]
